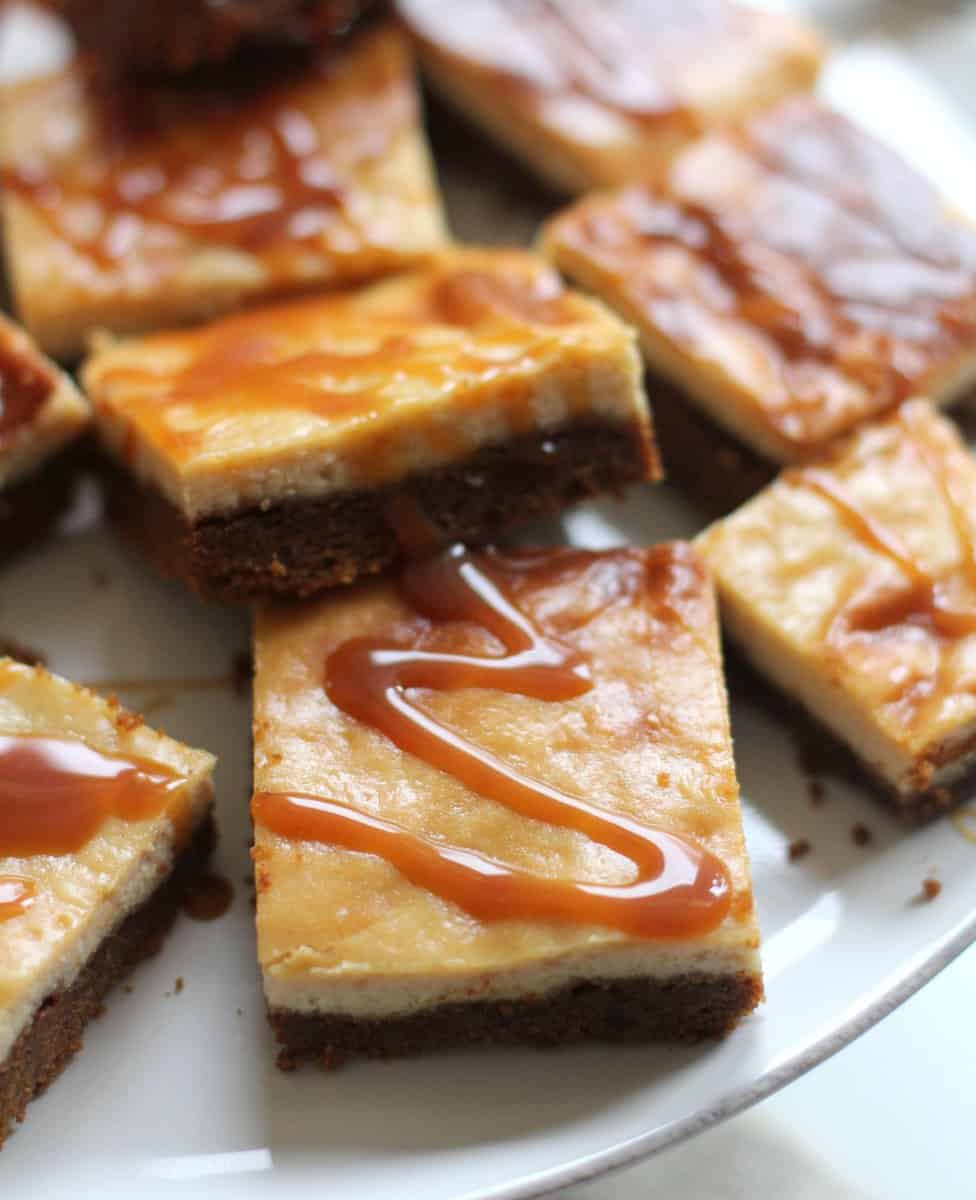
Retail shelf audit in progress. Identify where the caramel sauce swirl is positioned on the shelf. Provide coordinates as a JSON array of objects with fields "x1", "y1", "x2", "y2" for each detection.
[
  {"x1": 0, "y1": 734, "x2": 185, "y2": 859},
  {"x1": 555, "y1": 102, "x2": 976, "y2": 448},
  {"x1": 0, "y1": 875, "x2": 35, "y2": 922},
  {"x1": 787, "y1": 406, "x2": 976, "y2": 729},
  {"x1": 254, "y1": 545, "x2": 732, "y2": 938},
  {"x1": 789, "y1": 410, "x2": 976, "y2": 642},
  {"x1": 2, "y1": 33, "x2": 411, "y2": 267},
  {"x1": 90, "y1": 259, "x2": 578, "y2": 463}
]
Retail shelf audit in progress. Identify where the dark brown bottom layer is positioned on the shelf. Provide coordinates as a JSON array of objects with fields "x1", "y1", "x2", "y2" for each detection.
[
  {"x1": 647, "y1": 372, "x2": 777, "y2": 518},
  {"x1": 0, "y1": 812, "x2": 216, "y2": 1149},
  {"x1": 104, "y1": 419, "x2": 659, "y2": 603},
  {"x1": 726, "y1": 648, "x2": 971, "y2": 823},
  {"x1": 0, "y1": 449, "x2": 81, "y2": 568},
  {"x1": 270, "y1": 969, "x2": 762, "y2": 1070}
]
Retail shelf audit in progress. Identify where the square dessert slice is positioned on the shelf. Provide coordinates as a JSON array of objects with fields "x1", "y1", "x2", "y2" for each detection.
[
  {"x1": 0, "y1": 658, "x2": 216, "y2": 1147},
  {"x1": 0, "y1": 24, "x2": 447, "y2": 359},
  {"x1": 542, "y1": 98, "x2": 976, "y2": 514},
  {"x1": 83, "y1": 247, "x2": 659, "y2": 603},
  {"x1": 398, "y1": 0, "x2": 823, "y2": 194},
  {"x1": 252, "y1": 541, "x2": 762, "y2": 1066},
  {"x1": 698, "y1": 401, "x2": 976, "y2": 820},
  {"x1": 0, "y1": 314, "x2": 88, "y2": 565}
]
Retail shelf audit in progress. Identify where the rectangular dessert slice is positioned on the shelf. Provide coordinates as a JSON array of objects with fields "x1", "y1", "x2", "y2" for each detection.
[
  {"x1": 0, "y1": 24, "x2": 447, "y2": 359},
  {"x1": 252, "y1": 541, "x2": 761, "y2": 1067},
  {"x1": 698, "y1": 401, "x2": 976, "y2": 820},
  {"x1": 542, "y1": 98, "x2": 976, "y2": 513},
  {"x1": 83, "y1": 247, "x2": 660, "y2": 603},
  {"x1": 0, "y1": 314, "x2": 89, "y2": 564},
  {"x1": 0, "y1": 658, "x2": 216, "y2": 1147},
  {"x1": 398, "y1": 0, "x2": 823, "y2": 194}
]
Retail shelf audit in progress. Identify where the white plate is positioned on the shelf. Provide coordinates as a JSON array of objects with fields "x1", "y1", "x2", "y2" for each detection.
[
  {"x1": 3, "y1": 481, "x2": 976, "y2": 1200},
  {"x1": 3, "y1": 5, "x2": 976, "y2": 1199}
]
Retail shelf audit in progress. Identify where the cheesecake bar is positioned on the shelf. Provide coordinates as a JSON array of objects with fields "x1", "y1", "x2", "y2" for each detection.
[
  {"x1": 39, "y1": 0, "x2": 374, "y2": 76},
  {"x1": 0, "y1": 315, "x2": 88, "y2": 565},
  {"x1": 398, "y1": 0, "x2": 823, "y2": 194},
  {"x1": 542, "y1": 98, "x2": 976, "y2": 513},
  {"x1": 0, "y1": 658, "x2": 216, "y2": 1147},
  {"x1": 698, "y1": 401, "x2": 976, "y2": 820},
  {"x1": 83, "y1": 248, "x2": 659, "y2": 603},
  {"x1": 0, "y1": 24, "x2": 447, "y2": 359},
  {"x1": 252, "y1": 541, "x2": 762, "y2": 1067}
]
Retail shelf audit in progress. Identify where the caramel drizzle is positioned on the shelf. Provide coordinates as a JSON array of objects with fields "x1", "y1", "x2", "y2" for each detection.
[
  {"x1": 2, "y1": 37, "x2": 409, "y2": 267},
  {"x1": 788, "y1": 408, "x2": 976, "y2": 725},
  {"x1": 0, "y1": 734, "x2": 186, "y2": 921},
  {"x1": 254, "y1": 546, "x2": 732, "y2": 938},
  {"x1": 790, "y1": 414, "x2": 976, "y2": 641}
]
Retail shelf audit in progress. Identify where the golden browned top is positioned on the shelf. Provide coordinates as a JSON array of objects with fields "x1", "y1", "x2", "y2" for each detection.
[
  {"x1": 542, "y1": 98, "x2": 976, "y2": 461},
  {"x1": 400, "y1": 0, "x2": 822, "y2": 188},
  {"x1": 0, "y1": 25, "x2": 446, "y2": 301},
  {"x1": 252, "y1": 543, "x2": 758, "y2": 986},
  {"x1": 699, "y1": 401, "x2": 976, "y2": 765},
  {"x1": 83, "y1": 247, "x2": 647, "y2": 517}
]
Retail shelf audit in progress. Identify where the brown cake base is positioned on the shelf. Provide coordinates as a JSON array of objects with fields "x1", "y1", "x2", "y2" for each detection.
[
  {"x1": 269, "y1": 970, "x2": 762, "y2": 1070},
  {"x1": 103, "y1": 418, "x2": 659, "y2": 603},
  {"x1": 0, "y1": 812, "x2": 216, "y2": 1149},
  {"x1": 0, "y1": 449, "x2": 81, "y2": 568},
  {"x1": 726, "y1": 648, "x2": 974, "y2": 823},
  {"x1": 647, "y1": 373, "x2": 777, "y2": 518}
]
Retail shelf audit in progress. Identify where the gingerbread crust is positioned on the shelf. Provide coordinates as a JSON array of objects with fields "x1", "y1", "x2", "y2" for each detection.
[
  {"x1": 270, "y1": 970, "x2": 763, "y2": 1070},
  {"x1": 726, "y1": 649, "x2": 976, "y2": 823},
  {"x1": 0, "y1": 812, "x2": 216, "y2": 1149},
  {"x1": 103, "y1": 418, "x2": 660, "y2": 603},
  {"x1": 647, "y1": 372, "x2": 777, "y2": 518}
]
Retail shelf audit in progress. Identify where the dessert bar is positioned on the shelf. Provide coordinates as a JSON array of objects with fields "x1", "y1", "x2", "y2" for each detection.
[
  {"x1": 698, "y1": 401, "x2": 976, "y2": 819},
  {"x1": 83, "y1": 248, "x2": 659, "y2": 602},
  {"x1": 38, "y1": 0, "x2": 374, "y2": 76},
  {"x1": 399, "y1": 0, "x2": 822, "y2": 193},
  {"x1": 0, "y1": 24, "x2": 446, "y2": 358},
  {"x1": 542, "y1": 98, "x2": 976, "y2": 512},
  {"x1": 0, "y1": 659, "x2": 216, "y2": 1146},
  {"x1": 252, "y1": 541, "x2": 761, "y2": 1066}
]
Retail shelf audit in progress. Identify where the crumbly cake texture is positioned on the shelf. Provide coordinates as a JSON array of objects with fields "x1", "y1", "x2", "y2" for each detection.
[
  {"x1": 0, "y1": 24, "x2": 447, "y2": 360},
  {"x1": 84, "y1": 248, "x2": 659, "y2": 601},
  {"x1": 252, "y1": 543, "x2": 761, "y2": 1067},
  {"x1": 698, "y1": 401, "x2": 976, "y2": 819},
  {"x1": 398, "y1": 0, "x2": 823, "y2": 193},
  {"x1": 0, "y1": 660, "x2": 216, "y2": 1145},
  {"x1": 542, "y1": 97, "x2": 976, "y2": 473}
]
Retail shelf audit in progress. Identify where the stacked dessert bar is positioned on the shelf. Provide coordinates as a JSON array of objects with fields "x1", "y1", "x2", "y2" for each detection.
[{"x1": 2, "y1": 0, "x2": 976, "y2": 1142}]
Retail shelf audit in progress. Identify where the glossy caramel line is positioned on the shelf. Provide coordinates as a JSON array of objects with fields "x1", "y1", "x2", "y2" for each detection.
[
  {"x1": 790, "y1": 429, "x2": 976, "y2": 640},
  {"x1": 0, "y1": 874, "x2": 35, "y2": 922},
  {"x1": 255, "y1": 546, "x2": 732, "y2": 938},
  {"x1": 0, "y1": 733, "x2": 184, "y2": 858}
]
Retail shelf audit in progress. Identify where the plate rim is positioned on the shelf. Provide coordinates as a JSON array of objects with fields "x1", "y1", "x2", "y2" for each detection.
[{"x1": 468, "y1": 907, "x2": 976, "y2": 1200}]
